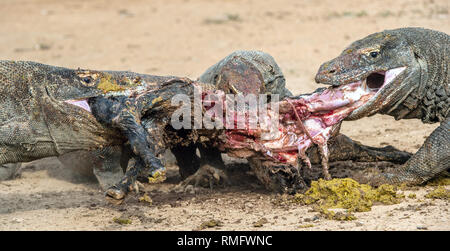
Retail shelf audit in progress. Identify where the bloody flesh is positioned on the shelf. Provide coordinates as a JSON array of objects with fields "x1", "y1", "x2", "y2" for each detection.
[{"x1": 200, "y1": 79, "x2": 376, "y2": 176}]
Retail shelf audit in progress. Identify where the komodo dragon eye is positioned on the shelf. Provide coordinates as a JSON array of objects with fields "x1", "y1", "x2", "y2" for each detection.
[
  {"x1": 76, "y1": 71, "x2": 99, "y2": 86},
  {"x1": 370, "y1": 51, "x2": 379, "y2": 58}
]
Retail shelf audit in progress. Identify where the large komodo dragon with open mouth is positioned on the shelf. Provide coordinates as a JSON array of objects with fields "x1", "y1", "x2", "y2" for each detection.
[
  {"x1": 315, "y1": 27, "x2": 449, "y2": 185},
  {"x1": 0, "y1": 51, "x2": 412, "y2": 203}
]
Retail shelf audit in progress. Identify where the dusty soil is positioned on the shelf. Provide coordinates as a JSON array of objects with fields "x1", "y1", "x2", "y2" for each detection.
[{"x1": 0, "y1": 0, "x2": 448, "y2": 231}]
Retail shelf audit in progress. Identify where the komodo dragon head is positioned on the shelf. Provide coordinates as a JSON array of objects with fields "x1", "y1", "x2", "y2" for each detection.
[{"x1": 314, "y1": 28, "x2": 422, "y2": 120}]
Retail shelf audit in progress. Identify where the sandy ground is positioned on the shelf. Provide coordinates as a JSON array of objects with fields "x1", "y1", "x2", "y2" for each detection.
[{"x1": 0, "y1": 0, "x2": 449, "y2": 231}]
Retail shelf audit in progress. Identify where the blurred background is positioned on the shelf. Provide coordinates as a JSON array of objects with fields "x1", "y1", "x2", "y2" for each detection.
[{"x1": 0, "y1": 0, "x2": 448, "y2": 150}]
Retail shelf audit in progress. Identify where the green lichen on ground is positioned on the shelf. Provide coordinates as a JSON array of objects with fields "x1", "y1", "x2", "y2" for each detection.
[
  {"x1": 113, "y1": 217, "x2": 132, "y2": 225},
  {"x1": 425, "y1": 186, "x2": 450, "y2": 200},
  {"x1": 408, "y1": 193, "x2": 417, "y2": 199},
  {"x1": 293, "y1": 178, "x2": 404, "y2": 220},
  {"x1": 316, "y1": 209, "x2": 357, "y2": 221},
  {"x1": 138, "y1": 193, "x2": 153, "y2": 205},
  {"x1": 424, "y1": 172, "x2": 450, "y2": 200},
  {"x1": 197, "y1": 219, "x2": 223, "y2": 230},
  {"x1": 426, "y1": 172, "x2": 450, "y2": 186}
]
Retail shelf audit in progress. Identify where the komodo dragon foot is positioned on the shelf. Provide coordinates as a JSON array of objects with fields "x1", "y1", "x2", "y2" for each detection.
[
  {"x1": 174, "y1": 144, "x2": 230, "y2": 191},
  {"x1": 176, "y1": 163, "x2": 230, "y2": 191},
  {"x1": 105, "y1": 156, "x2": 166, "y2": 205}
]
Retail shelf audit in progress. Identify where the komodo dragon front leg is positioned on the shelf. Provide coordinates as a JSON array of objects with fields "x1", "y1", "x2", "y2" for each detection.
[
  {"x1": 372, "y1": 117, "x2": 449, "y2": 184},
  {"x1": 58, "y1": 145, "x2": 131, "y2": 190},
  {"x1": 87, "y1": 95, "x2": 165, "y2": 201}
]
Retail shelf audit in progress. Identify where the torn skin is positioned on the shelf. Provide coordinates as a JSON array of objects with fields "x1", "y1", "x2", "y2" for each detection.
[{"x1": 199, "y1": 79, "x2": 379, "y2": 180}]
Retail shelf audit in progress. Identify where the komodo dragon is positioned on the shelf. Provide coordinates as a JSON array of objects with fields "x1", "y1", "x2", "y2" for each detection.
[
  {"x1": 315, "y1": 27, "x2": 449, "y2": 185},
  {"x1": 0, "y1": 61, "x2": 176, "y2": 187},
  {"x1": 0, "y1": 51, "x2": 411, "y2": 204}
]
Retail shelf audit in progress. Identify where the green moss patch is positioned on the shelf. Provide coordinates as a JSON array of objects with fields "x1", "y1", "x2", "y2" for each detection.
[
  {"x1": 293, "y1": 178, "x2": 404, "y2": 220},
  {"x1": 138, "y1": 193, "x2": 153, "y2": 205},
  {"x1": 113, "y1": 217, "x2": 132, "y2": 225},
  {"x1": 197, "y1": 219, "x2": 223, "y2": 230},
  {"x1": 425, "y1": 186, "x2": 450, "y2": 200},
  {"x1": 427, "y1": 172, "x2": 450, "y2": 186}
]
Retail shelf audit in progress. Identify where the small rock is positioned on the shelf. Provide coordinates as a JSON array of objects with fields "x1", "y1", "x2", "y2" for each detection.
[
  {"x1": 245, "y1": 202, "x2": 254, "y2": 208},
  {"x1": 304, "y1": 215, "x2": 320, "y2": 222},
  {"x1": 12, "y1": 218, "x2": 24, "y2": 223},
  {"x1": 197, "y1": 219, "x2": 223, "y2": 230},
  {"x1": 118, "y1": 9, "x2": 134, "y2": 17},
  {"x1": 417, "y1": 226, "x2": 428, "y2": 230},
  {"x1": 253, "y1": 218, "x2": 268, "y2": 227},
  {"x1": 34, "y1": 43, "x2": 51, "y2": 51}
]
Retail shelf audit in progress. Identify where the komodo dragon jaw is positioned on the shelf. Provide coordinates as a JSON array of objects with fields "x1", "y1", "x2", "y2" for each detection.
[
  {"x1": 314, "y1": 29, "x2": 421, "y2": 120},
  {"x1": 313, "y1": 27, "x2": 449, "y2": 186}
]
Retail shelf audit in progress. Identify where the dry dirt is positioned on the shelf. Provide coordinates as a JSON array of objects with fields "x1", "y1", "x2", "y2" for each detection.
[{"x1": 0, "y1": 0, "x2": 448, "y2": 231}]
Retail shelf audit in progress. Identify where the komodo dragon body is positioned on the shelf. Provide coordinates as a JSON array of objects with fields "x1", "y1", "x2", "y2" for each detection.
[
  {"x1": 0, "y1": 51, "x2": 411, "y2": 203},
  {"x1": 315, "y1": 27, "x2": 449, "y2": 185},
  {"x1": 0, "y1": 60, "x2": 176, "y2": 184}
]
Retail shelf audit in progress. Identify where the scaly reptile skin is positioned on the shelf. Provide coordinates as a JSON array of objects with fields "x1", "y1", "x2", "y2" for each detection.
[
  {"x1": 0, "y1": 60, "x2": 178, "y2": 185},
  {"x1": 0, "y1": 52, "x2": 412, "y2": 203},
  {"x1": 315, "y1": 27, "x2": 449, "y2": 185}
]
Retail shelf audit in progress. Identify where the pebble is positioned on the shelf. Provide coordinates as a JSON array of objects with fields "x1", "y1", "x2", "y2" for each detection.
[
  {"x1": 12, "y1": 218, "x2": 24, "y2": 223},
  {"x1": 416, "y1": 225, "x2": 428, "y2": 230},
  {"x1": 304, "y1": 215, "x2": 320, "y2": 222},
  {"x1": 245, "y1": 202, "x2": 254, "y2": 208}
]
